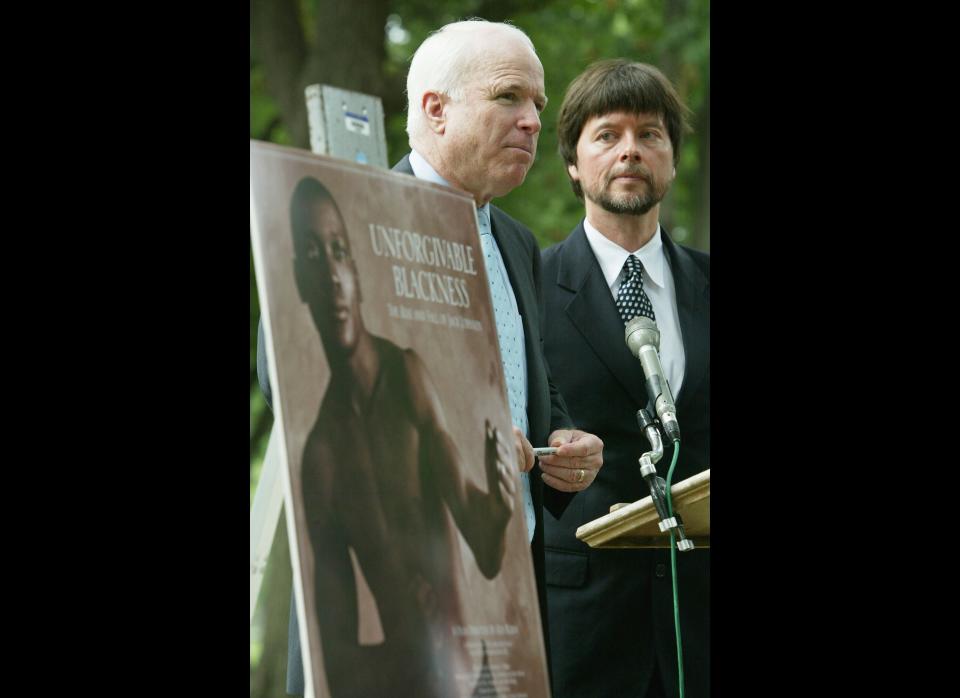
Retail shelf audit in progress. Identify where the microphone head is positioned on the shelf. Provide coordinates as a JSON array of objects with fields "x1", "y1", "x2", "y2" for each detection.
[{"x1": 625, "y1": 316, "x2": 660, "y2": 356}]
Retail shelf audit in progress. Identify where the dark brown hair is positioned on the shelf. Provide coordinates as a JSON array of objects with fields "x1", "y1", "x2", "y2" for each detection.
[{"x1": 557, "y1": 59, "x2": 691, "y2": 198}]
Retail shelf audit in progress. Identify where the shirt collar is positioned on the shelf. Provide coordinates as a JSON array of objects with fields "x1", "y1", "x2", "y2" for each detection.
[
  {"x1": 582, "y1": 217, "x2": 666, "y2": 290},
  {"x1": 409, "y1": 149, "x2": 489, "y2": 219}
]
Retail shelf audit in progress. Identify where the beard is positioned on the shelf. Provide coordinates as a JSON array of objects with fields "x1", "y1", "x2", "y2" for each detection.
[{"x1": 584, "y1": 168, "x2": 670, "y2": 216}]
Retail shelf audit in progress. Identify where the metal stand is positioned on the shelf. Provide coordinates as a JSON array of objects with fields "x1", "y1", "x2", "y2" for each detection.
[
  {"x1": 250, "y1": 86, "x2": 389, "y2": 625},
  {"x1": 250, "y1": 428, "x2": 282, "y2": 621},
  {"x1": 636, "y1": 408, "x2": 694, "y2": 552},
  {"x1": 250, "y1": 87, "x2": 390, "y2": 698}
]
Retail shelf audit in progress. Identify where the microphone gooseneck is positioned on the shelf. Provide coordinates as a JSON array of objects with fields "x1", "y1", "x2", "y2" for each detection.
[{"x1": 624, "y1": 316, "x2": 680, "y2": 443}]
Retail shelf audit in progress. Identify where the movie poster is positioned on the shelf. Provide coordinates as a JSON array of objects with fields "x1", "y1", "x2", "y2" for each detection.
[{"x1": 250, "y1": 141, "x2": 550, "y2": 698}]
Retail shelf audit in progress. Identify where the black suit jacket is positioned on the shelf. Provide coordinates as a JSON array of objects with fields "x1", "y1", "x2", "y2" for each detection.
[
  {"x1": 270, "y1": 154, "x2": 577, "y2": 695},
  {"x1": 541, "y1": 222, "x2": 710, "y2": 698}
]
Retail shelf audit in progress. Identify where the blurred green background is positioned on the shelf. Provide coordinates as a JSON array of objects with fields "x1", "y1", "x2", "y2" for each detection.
[{"x1": 250, "y1": 1, "x2": 709, "y2": 695}]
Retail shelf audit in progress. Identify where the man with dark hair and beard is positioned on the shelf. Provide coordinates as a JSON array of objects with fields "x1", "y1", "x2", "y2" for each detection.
[
  {"x1": 286, "y1": 175, "x2": 518, "y2": 697},
  {"x1": 541, "y1": 60, "x2": 711, "y2": 698}
]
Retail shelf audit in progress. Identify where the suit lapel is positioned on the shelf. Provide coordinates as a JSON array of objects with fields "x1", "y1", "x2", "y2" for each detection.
[
  {"x1": 662, "y1": 233, "x2": 708, "y2": 410},
  {"x1": 393, "y1": 154, "x2": 414, "y2": 176},
  {"x1": 556, "y1": 223, "x2": 649, "y2": 409}
]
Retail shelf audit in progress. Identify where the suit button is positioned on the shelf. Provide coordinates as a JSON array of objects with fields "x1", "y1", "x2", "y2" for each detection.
[{"x1": 655, "y1": 563, "x2": 666, "y2": 578}]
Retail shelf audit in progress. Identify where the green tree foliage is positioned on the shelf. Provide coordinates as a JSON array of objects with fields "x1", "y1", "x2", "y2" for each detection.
[{"x1": 250, "y1": 2, "x2": 708, "y2": 695}]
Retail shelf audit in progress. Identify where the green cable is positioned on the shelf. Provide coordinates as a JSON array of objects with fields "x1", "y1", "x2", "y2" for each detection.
[{"x1": 665, "y1": 439, "x2": 684, "y2": 698}]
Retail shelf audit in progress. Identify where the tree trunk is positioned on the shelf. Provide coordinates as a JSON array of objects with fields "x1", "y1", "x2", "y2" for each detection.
[
  {"x1": 251, "y1": 0, "x2": 396, "y2": 149},
  {"x1": 309, "y1": 0, "x2": 392, "y2": 97}
]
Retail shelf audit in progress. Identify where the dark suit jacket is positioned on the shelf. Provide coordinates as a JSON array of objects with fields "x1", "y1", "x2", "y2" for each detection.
[
  {"x1": 541, "y1": 222, "x2": 710, "y2": 698},
  {"x1": 266, "y1": 154, "x2": 576, "y2": 695}
]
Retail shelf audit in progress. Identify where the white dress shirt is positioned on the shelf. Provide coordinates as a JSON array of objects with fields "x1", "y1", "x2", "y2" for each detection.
[{"x1": 582, "y1": 218, "x2": 686, "y2": 397}]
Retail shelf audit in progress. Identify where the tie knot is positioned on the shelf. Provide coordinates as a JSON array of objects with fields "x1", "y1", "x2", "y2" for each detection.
[{"x1": 624, "y1": 254, "x2": 642, "y2": 278}]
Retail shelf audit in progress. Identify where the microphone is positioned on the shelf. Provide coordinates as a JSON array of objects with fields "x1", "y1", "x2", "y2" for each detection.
[{"x1": 625, "y1": 316, "x2": 680, "y2": 443}]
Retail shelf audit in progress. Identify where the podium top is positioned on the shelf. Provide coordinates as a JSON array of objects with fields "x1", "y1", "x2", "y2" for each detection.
[{"x1": 576, "y1": 469, "x2": 710, "y2": 549}]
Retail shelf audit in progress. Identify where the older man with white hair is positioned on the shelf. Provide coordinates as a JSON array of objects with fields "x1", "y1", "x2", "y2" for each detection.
[
  {"x1": 280, "y1": 19, "x2": 604, "y2": 695},
  {"x1": 398, "y1": 12, "x2": 605, "y2": 646},
  {"x1": 400, "y1": 22, "x2": 604, "y2": 495}
]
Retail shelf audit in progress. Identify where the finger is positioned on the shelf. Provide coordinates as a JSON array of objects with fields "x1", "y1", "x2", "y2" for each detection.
[
  {"x1": 563, "y1": 452, "x2": 602, "y2": 471},
  {"x1": 539, "y1": 463, "x2": 593, "y2": 485},
  {"x1": 538, "y1": 454, "x2": 596, "y2": 472},
  {"x1": 540, "y1": 454, "x2": 577, "y2": 468},
  {"x1": 513, "y1": 426, "x2": 534, "y2": 473},
  {"x1": 554, "y1": 435, "x2": 602, "y2": 459},
  {"x1": 540, "y1": 470, "x2": 580, "y2": 493}
]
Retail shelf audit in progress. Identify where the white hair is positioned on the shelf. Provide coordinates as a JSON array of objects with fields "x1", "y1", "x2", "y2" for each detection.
[{"x1": 405, "y1": 19, "x2": 537, "y2": 142}]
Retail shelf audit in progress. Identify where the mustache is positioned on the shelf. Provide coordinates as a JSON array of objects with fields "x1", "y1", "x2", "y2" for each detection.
[{"x1": 608, "y1": 166, "x2": 652, "y2": 183}]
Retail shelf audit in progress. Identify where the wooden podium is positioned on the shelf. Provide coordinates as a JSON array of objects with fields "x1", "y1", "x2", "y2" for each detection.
[{"x1": 576, "y1": 469, "x2": 710, "y2": 549}]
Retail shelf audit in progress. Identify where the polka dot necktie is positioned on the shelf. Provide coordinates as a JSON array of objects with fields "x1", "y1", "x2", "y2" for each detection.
[
  {"x1": 616, "y1": 255, "x2": 656, "y2": 326},
  {"x1": 477, "y1": 206, "x2": 536, "y2": 543}
]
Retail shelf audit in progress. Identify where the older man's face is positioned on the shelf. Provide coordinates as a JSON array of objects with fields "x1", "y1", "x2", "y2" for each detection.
[{"x1": 439, "y1": 38, "x2": 546, "y2": 205}]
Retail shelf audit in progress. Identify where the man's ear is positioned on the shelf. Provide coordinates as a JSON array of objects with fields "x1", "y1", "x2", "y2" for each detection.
[
  {"x1": 567, "y1": 162, "x2": 580, "y2": 183},
  {"x1": 422, "y1": 91, "x2": 446, "y2": 134}
]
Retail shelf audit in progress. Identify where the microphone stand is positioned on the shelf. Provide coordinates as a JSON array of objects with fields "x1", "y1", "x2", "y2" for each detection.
[{"x1": 636, "y1": 408, "x2": 694, "y2": 552}]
